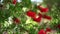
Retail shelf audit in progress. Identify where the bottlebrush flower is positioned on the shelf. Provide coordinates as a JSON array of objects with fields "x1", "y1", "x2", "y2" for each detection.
[
  {"x1": 38, "y1": 13, "x2": 43, "y2": 17},
  {"x1": 43, "y1": 15, "x2": 51, "y2": 20},
  {"x1": 37, "y1": 5, "x2": 49, "y2": 12},
  {"x1": 46, "y1": 28, "x2": 51, "y2": 32},
  {"x1": 26, "y1": 10, "x2": 36, "y2": 18},
  {"x1": 13, "y1": 17, "x2": 20, "y2": 24},
  {"x1": 13, "y1": 0, "x2": 17, "y2": 5},
  {"x1": 38, "y1": 29, "x2": 46, "y2": 34},
  {"x1": 33, "y1": 15, "x2": 42, "y2": 22}
]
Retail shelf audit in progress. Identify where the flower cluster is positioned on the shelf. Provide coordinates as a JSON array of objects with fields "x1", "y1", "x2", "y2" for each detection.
[
  {"x1": 26, "y1": 5, "x2": 51, "y2": 22},
  {"x1": 38, "y1": 28, "x2": 51, "y2": 34},
  {"x1": 13, "y1": 0, "x2": 17, "y2": 5}
]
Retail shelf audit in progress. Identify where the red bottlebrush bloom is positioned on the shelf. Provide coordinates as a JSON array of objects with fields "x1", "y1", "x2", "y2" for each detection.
[
  {"x1": 43, "y1": 15, "x2": 51, "y2": 20},
  {"x1": 38, "y1": 13, "x2": 43, "y2": 17},
  {"x1": 57, "y1": 24, "x2": 60, "y2": 29},
  {"x1": 13, "y1": 17, "x2": 20, "y2": 24},
  {"x1": 40, "y1": 8, "x2": 49, "y2": 12},
  {"x1": 33, "y1": 15, "x2": 42, "y2": 22},
  {"x1": 13, "y1": 0, "x2": 16, "y2": 5},
  {"x1": 46, "y1": 28, "x2": 51, "y2": 32},
  {"x1": 14, "y1": 18, "x2": 20, "y2": 23},
  {"x1": 26, "y1": 10, "x2": 36, "y2": 18},
  {"x1": 38, "y1": 29, "x2": 46, "y2": 34},
  {"x1": 37, "y1": 6, "x2": 49, "y2": 12}
]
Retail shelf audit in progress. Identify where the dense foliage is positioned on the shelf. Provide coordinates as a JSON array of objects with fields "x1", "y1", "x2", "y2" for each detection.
[{"x1": 0, "y1": 0, "x2": 60, "y2": 34}]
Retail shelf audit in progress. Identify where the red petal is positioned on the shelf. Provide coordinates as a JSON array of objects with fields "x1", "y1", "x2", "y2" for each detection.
[
  {"x1": 43, "y1": 15, "x2": 51, "y2": 20},
  {"x1": 40, "y1": 8, "x2": 49, "y2": 12},
  {"x1": 14, "y1": 18, "x2": 20, "y2": 23},
  {"x1": 37, "y1": 5, "x2": 49, "y2": 12},
  {"x1": 38, "y1": 13, "x2": 43, "y2": 17},
  {"x1": 46, "y1": 28, "x2": 51, "y2": 32},
  {"x1": 13, "y1": 0, "x2": 16, "y2": 4},
  {"x1": 15, "y1": 19, "x2": 20, "y2": 22},
  {"x1": 38, "y1": 29, "x2": 46, "y2": 34},
  {"x1": 26, "y1": 10, "x2": 36, "y2": 18},
  {"x1": 33, "y1": 15, "x2": 42, "y2": 22}
]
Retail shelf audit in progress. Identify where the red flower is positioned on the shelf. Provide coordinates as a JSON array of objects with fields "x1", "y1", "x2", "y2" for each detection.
[
  {"x1": 57, "y1": 24, "x2": 60, "y2": 29},
  {"x1": 43, "y1": 15, "x2": 51, "y2": 20},
  {"x1": 13, "y1": 17, "x2": 20, "y2": 24},
  {"x1": 46, "y1": 28, "x2": 51, "y2": 32},
  {"x1": 38, "y1": 29, "x2": 46, "y2": 34},
  {"x1": 14, "y1": 18, "x2": 20, "y2": 23},
  {"x1": 33, "y1": 17, "x2": 41, "y2": 22},
  {"x1": 13, "y1": 0, "x2": 16, "y2": 5},
  {"x1": 33, "y1": 14, "x2": 42, "y2": 22},
  {"x1": 38, "y1": 13, "x2": 43, "y2": 17},
  {"x1": 37, "y1": 6, "x2": 49, "y2": 12},
  {"x1": 26, "y1": 10, "x2": 36, "y2": 18},
  {"x1": 40, "y1": 8, "x2": 49, "y2": 12}
]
